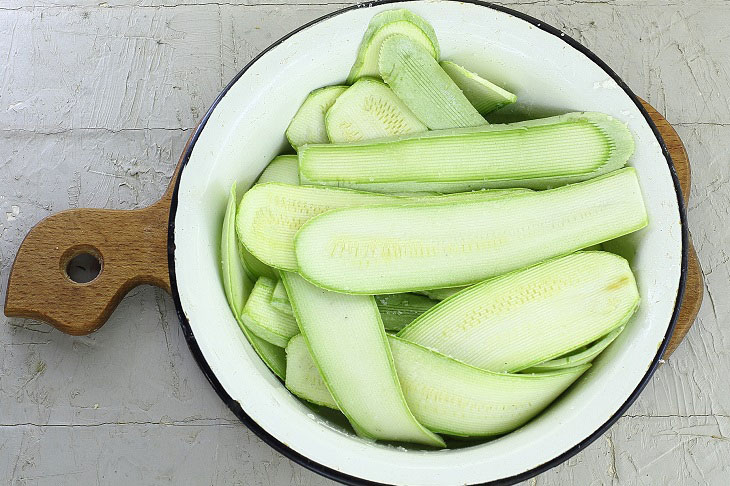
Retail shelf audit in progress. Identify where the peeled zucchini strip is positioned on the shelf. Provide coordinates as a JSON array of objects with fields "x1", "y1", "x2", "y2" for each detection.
[
  {"x1": 241, "y1": 277, "x2": 299, "y2": 347},
  {"x1": 299, "y1": 112, "x2": 635, "y2": 191},
  {"x1": 282, "y1": 272, "x2": 444, "y2": 447},
  {"x1": 523, "y1": 326, "x2": 625, "y2": 373},
  {"x1": 379, "y1": 35, "x2": 486, "y2": 129},
  {"x1": 294, "y1": 168, "x2": 647, "y2": 294},
  {"x1": 326, "y1": 77, "x2": 427, "y2": 143},
  {"x1": 237, "y1": 182, "x2": 530, "y2": 271},
  {"x1": 286, "y1": 86, "x2": 347, "y2": 149},
  {"x1": 347, "y1": 9, "x2": 439, "y2": 83},
  {"x1": 221, "y1": 184, "x2": 286, "y2": 379},
  {"x1": 286, "y1": 334, "x2": 589, "y2": 437},
  {"x1": 257, "y1": 155, "x2": 299, "y2": 185},
  {"x1": 440, "y1": 61, "x2": 517, "y2": 115},
  {"x1": 398, "y1": 252, "x2": 639, "y2": 372}
]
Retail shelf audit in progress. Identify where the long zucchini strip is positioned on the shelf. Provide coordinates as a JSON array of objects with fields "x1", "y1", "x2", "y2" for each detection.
[
  {"x1": 241, "y1": 277, "x2": 299, "y2": 348},
  {"x1": 282, "y1": 272, "x2": 444, "y2": 447},
  {"x1": 294, "y1": 168, "x2": 647, "y2": 293},
  {"x1": 257, "y1": 155, "x2": 300, "y2": 186},
  {"x1": 285, "y1": 334, "x2": 589, "y2": 436},
  {"x1": 522, "y1": 326, "x2": 625, "y2": 372}
]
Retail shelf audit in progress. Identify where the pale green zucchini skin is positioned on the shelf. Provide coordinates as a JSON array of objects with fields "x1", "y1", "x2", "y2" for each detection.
[
  {"x1": 299, "y1": 112, "x2": 635, "y2": 192},
  {"x1": 221, "y1": 184, "x2": 286, "y2": 379},
  {"x1": 522, "y1": 326, "x2": 625, "y2": 372},
  {"x1": 397, "y1": 252, "x2": 639, "y2": 372},
  {"x1": 241, "y1": 277, "x2": 299, "y2": 348},
  {"x1": 347, "y1": 10, "x2": 440, "y2": 84},
  {"x1": 282, "y1": 272, "x2": 444, "y2": 447},
  {"x1": 237, "y1": 182, "x2": 524, "y2": 271},
  {"x1": 294, "y1": 168, "x2": 647, "y2": 293},
  {"x1": 325, "y1": 78, "x2": 427, "y2": 143},
  {"x1": 440, "y1": 61, "x2": 517, "y2": 115},
  {"x1": 285, "y1": 333, "x2": 589, "y2": 437},
  {"x1": 379, "y1": 35, "x2": 486, "y2": 129},
  {"x1": 257, "y1": 155, "x2": 300, "y2": 185},
  {"x1": 286, "y1": 86, "x2": 347, "y2": 149}
]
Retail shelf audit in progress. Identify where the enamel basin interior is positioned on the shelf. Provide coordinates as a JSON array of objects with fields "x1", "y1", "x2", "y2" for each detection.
[{"x1": 171, "y1": 1, "x2": 683, "y2": 484}]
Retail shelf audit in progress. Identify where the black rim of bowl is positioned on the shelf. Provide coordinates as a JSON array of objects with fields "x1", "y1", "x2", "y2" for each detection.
[{"x1": 167, "y1": 1, "x2": 689, "y2": 484}]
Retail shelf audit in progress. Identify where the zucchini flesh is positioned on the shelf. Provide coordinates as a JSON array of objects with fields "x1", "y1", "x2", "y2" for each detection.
[
  {"x1": 286, "y1": 333, "x2": 589, "y2": 436},
  {"x1": 375, "y1": 293, "x2": 438, "y2": 332},
  {"x1": 257, "y1": 155, "x2": 299, "y2": 185},
  {"x1": 294, "y1": 168, "x2": 648, "y2": 293},
  {"x1": 326, "y1": 78, "x2": 427, "y2": 143},
  {"x1": 298, "y1": 112, "x2": 635, "y2": 191},
  {"x1": 241, "y1": 277, "x2": 299, "y2": 347},
  {"x1": 347, "y1": 10, "x2": 439, "y2": 84},
  {"x1": 237, "y1": 183, "x2": 530, "y2": 271},
  {"x1": 282, "y1": 272, "x2": 444, "y2": 447},
  {"x1": 286, "y1": 86, "x2": 347, "y2": 149},
  {"x1": 270, "y1": 279, "x2": 293, "y2": 315},
  {"x1": 522, "y1": 326, "x2": 624, "y2": 372},
  {"x1": 379, "y1": 35, "x2": 486, "y2": 129},
  {"x1": 221, "y1": 184, "x2": 286, "y2": 379},
  {"x1": 440, "y1": 61, "x2": 517, "y2": 115},
  {"x1": 398, "y1": 252, "x2": 639, "y2": 372}
]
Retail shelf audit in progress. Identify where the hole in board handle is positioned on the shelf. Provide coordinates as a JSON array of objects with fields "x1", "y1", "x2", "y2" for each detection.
[{"x1": 61, "y1": 246, "x2": 103, "y2": 284}]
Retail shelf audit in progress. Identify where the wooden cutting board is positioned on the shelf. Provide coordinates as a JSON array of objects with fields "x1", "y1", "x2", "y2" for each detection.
[{"x1": 3, "y1": 101, "x2": 702, "y2": 358}]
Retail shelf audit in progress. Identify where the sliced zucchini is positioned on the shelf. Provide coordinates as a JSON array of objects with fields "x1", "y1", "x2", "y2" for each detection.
[
  {"x1": 221, "y1": 184, "x2": 286, "y2": 379},
  {"x1": 237, "y1": 183, "x2": 531, "y2": 271},
  {"x1": 379, "y1": 34, "x2": 486, "y2": 129},
  {"x1": 286, "y1": 333, "x2": 589, "y2": 436},
  {"x1": 440, "y1": 61, "x2": 517, "y2": 115},
  {"x1": 414, "y1": 287, "x2": 466, "y2": 301},
  {"x1": 238, "y1": 242, "x2": 277, "y2": 280},
  {"x1": 347, "y1": 9, "x2": 439, "y2": 84},
  {"x1": 375, "y1": 293, "x2": 438, "y2": 332},
  {"x1": 326, "y1": 78, "x2": 427, "y2": 143},
  {"x1": 299, "y1": 112, "x2": 635, "y2": 191},
  {"x1": 282, "y1": 272, "x2": 444, "y2": 447},
  {"x1": 270, "y1": 279, "x2": 293, "y2": 315},
  {"x1": 522, "y1": 326, "x2": 625, "y2": 372},
  {"x1": 294, "y1": 168, "x2": 648, "y2": 293},
  {"x1": 241, "y1": 277, "x2": 299, "y2": 347},
  {"x1": 257, "y1": 155, "x2": 299, "y2": 185},
  {"x1": 286, "y1": 86, "x2": 347, "y2": 149},
  {"x1": 398, "y1": 252, "x2": 639, "y2": 372}
]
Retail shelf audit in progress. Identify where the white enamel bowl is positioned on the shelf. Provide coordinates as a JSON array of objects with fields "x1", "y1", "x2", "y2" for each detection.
[{"x1": 169, "y1": 1, "x2": 687, "y2": 484}]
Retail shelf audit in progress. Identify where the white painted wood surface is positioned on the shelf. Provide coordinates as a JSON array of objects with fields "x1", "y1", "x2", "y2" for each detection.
[{"x1": 0, "y1": 1, "x2": 727, "y2": 484}]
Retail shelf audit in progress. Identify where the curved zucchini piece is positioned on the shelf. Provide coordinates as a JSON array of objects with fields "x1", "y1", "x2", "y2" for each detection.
[
  {"x1": 270, "y1": 279, "x2": 293, "y2": 315},
  {"x1": 238, "y1": 242, "x2": 277, "y2": 280},
  {"x1": 347, "y1": 9, "x2": 439, "y2": 84},
  {"x1": 282, "y1": 272, "x2": 444, "y2": 447},
  {"x1": 237, "y1": 183, "x2": 530, "y2": 271},
  {"x1": 299, "y1": 112, "x2": 635, "y2": 191},
  {"x1": 286, "y1": 333, "x2": 589, "y2": 437},
  {"x1": 286, "y1": 86, "x2": 347, "y2": 149},
  {"x1": 398, "y1": 252, "x2": 639, "y2": 372},
  {"x1": 379, "y1": 35, "x2": 486, "y2": 129},
  {"x1": 440, "y1": 61, "x2": 517, "y2": 115},
  {"x1": 241, "y1": 277, "x2": 299, "y2": 347},
  {"x1": 326, "y1": 78, "x2": 427, "y2": 143},
  {"x1": 294, "y1": 168, "x2": 648, "y2": 293},
  {"x1": 375, "y1": 293, "x2": 438, "y2": 332},
  {"x1": 522, "y1": 326, "x2": 625, "y2": 372},
  {"x1": 257, "y1": 155, "x2": 299, "y2": 185},
  {"x1": 221, "y1": 184, "x2": 286, "y2": 379}
]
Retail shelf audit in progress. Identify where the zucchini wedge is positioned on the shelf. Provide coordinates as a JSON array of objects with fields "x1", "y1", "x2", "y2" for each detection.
[
  {"x1": 286, "y1": 333, "x2": 589, "y2": 436},
  {"x1": 221, "y1": 184, "x2": 286, "y2": 379},
  {"x1": 257, "y1": 155, "x2": 299, "y2": 185},
  {"x1": 379, "y1": 35, "x2": 486, "y2": 129},
  {"x1": 440, "y1": 61, "x2": 517, "y2": 115},
  {"x1": 398, "y1": 252, "x2": 639, "y2": 372},
  {"x1": 286, "y1": 86, "x2": 347, "y2": 149},
  {"x1": 299, "y1": 112, "x2": 635, "y2": 191},
  {"x1": 326, "y1": 78, "x2": 427, "y2": 143},
  {"x1": 237, "y1": 183, "x2": 530, "y2": 271},
  {"x1": 282, "y1": 272, "x2": 444, "y2": 447},
  {"x1": 522, "y1": 326, "x2": 625, "y2": 372},
  {"x1": 294, "y1": 168, "x2": 647, "y2": 293},
  {"x1": 241, "y1": 277, "x2": 299, "y2": 347},
  {"x1": 348, "y1": 9, "x2": 440, "y2": 84}
]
